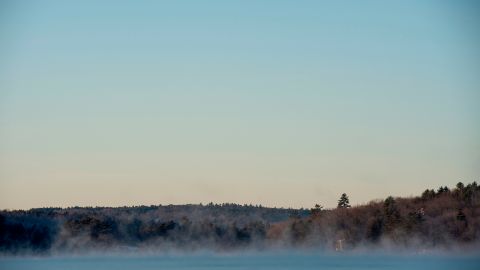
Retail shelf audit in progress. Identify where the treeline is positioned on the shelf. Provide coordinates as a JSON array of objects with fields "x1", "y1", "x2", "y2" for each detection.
[
  {"x1": 283, "y1": 181, "x2": 480, "y2": 251},
  {"x1": 0, "y1": 203, "x2": 307, "y2": 254},
  {"x1": 0, "y1": 182, "x2": 479, "y2": 254}
]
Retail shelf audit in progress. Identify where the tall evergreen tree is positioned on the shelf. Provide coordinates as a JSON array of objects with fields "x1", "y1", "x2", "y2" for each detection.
[
  {"x1": 383, "y1": 196, "x2": 401, "y2": 232},
  {"x1": 337, "y1": 193, "x2": 351, "y2": 208}
]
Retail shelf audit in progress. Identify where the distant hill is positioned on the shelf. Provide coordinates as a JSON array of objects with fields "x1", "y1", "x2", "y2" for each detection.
[{"x1": 1, "y1": 182, "x2": 479, "y2": 254}]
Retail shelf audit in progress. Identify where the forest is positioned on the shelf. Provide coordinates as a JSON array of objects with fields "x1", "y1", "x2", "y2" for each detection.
[{"x1": 1, "y1": 181, "x2": 479, "y2": 255}]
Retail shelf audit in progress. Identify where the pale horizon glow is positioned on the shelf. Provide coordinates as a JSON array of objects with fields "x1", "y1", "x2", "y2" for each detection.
[{"x1": 0, "y1": 0, "x2": 479, "y2": 210}]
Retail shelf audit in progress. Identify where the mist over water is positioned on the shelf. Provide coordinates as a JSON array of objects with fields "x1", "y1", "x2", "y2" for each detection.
[
  {"x1": 4, "y1": 184, "x2": 480, "y2": 269},
  {"x1": 1, "y1": 182, "x2": 480, "y2": 259}
]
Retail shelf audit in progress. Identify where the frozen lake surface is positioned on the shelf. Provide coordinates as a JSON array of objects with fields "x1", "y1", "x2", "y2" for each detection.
[{"x1": 1, "y1": 253, "x2": 479, "y2": 270}]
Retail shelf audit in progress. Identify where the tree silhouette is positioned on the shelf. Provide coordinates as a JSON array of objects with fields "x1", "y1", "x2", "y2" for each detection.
[
  {"x1": 383, "y1": 196, "x2": 401, "y2": 232},
  {"x1": 337, "y1": 193, "x2": 351, "y2": 208},
  {"x1": 310, "y1": 204, "x2": 323, "y2": 215}
]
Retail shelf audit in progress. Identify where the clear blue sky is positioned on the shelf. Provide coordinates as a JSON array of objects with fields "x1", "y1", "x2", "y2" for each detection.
[{"x1": 1, "y1": 0, "x2": 479, "y2": 209}]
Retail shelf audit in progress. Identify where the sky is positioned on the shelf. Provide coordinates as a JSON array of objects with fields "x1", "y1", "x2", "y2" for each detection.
[{"x1": 0, "y1": 0, "x2": 479, "y2": 210}]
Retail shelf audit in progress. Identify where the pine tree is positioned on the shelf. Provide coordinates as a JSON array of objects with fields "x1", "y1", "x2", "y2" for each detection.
[
  {"x1": 310, "y1": 204, "x2": 323, "y2": 215},
  {"x1": 337, "y1": 193, "x2": 351, "y2": 208},
  {"x1": 383, "y1": 196, "x2": 401, "y2": 232}
]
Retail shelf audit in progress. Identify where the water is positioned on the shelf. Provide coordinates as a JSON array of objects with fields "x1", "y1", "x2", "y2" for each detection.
[{"x1": 1, "y1": 253, "x2": 479, "y2": 270}]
